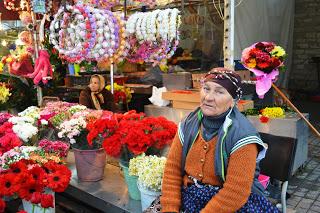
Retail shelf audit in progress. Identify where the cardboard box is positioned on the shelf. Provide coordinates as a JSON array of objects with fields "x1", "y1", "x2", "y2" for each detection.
[
  {"x1": 162, "y1": 91, "x2": 200, "y2": 103},
  {"x1": 162, "y1": 91, "x2": 253, "y2": 112},
  {"x1": 172, "y1": 100, "x2": 199, "y2": 110},
  {"x1": 237, "y1": 100, "x2": 254, "y2": 112}
]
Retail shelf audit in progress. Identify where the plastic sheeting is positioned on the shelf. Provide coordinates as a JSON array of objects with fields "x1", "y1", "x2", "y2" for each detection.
[{"x1": 234, "y1": 0, "x2": 295, "y2": 88}]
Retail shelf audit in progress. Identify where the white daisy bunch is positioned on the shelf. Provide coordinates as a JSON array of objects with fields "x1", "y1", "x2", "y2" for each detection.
[{"x1": 129, "y1": 154, "x2": 167, "y2": 192}]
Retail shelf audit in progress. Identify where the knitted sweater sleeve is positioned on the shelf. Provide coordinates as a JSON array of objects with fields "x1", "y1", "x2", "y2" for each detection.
[
  {"x1": 160, "y1": 134, "x2": 183, "y2": 213},
  {"x1": 201, "y1": 143, "x2": 258, "y2": 213}
]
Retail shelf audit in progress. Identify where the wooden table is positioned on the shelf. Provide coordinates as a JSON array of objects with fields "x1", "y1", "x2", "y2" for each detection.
[{"x1": 64, "y1": 152, "x2": 142, "y2": 213}]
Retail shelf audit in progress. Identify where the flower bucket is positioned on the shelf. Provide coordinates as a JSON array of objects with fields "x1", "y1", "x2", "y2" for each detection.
[
  {"x1": 22, "y1": 189, "x2": 55, "y2": 213},
  {"x1": 119, "y1": 163, "x2": 141, "y2": 200},
  {"x1": 73, "y1": 148, "x2": 106, "y2": 182},
  {"x1": 137, "y1": 182, "x2": 161, "y2": 211}
]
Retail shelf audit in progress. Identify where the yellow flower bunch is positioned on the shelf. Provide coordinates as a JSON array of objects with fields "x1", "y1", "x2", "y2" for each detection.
[
  {"x1": 129, "y1": 155, "x2": 166, "y2": 191},
  {"x1": 0, "y1": 62, "x2": 4, "y2": 73},
  {"x1": 0, "y1": 83, "x2": 11, "y2": 104},
  {"x1": 106, "y1": 83, "x2": 132, "y2": 103},
  {"x1": 271, "y1": 46, "x2": 286, "y2": 58},
  {"x1": 261, "y1": 107, "x2": 285, "y2": 118}
]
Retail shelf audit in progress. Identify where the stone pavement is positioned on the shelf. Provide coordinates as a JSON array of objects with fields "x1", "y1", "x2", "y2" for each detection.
[{"x1": 286, "y1": 134, "x2": 320, "y2": 213}]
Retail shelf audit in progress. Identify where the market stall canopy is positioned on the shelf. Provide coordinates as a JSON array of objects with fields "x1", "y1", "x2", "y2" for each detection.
[{"x1": 0, "y1": 3, "x2": 19, "y2": 20}]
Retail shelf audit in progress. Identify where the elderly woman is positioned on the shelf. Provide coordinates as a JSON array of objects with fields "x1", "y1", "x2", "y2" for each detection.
[
  {"x1": 79, "y1": 74, "x2": 116, "y2": 111},
  {"x1": 160, "y1": 68, "x2": 279, "y2": 213}
]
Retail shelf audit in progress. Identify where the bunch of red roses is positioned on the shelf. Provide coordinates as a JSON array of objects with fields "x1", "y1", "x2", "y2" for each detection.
[
  {"x1": 241, "y1": 42, "x2": 286, "y2": 74},
  {"x1": 86, "y1": 111, "x2": 177, "y2": 158},
  {"x1": 0, "y1": 159, "x2": 71, "y2": 210},
  {"x1": 0, "y1": 122, "x2": 22, "y2": 156}
]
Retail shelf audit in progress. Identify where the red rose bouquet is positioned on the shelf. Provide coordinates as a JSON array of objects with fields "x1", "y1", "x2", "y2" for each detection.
[
  {"x1": 86, "y1": 111, "x2": 177, "y2": 165},
  {"x1": 241, "y1": 42, "x2": 286, "y2": 98}
]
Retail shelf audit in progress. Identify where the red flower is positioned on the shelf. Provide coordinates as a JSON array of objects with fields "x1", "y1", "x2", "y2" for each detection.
[
  {"x1": 9, "y1": 160, "x2": 27, "y2": 175},
  {"x1": 260, "y1": 116, "x2": 269, "y2": 123},
  {"x1": 30, "y1": 192, "x2": 42, "y2": 204},
  {"x1": 17, "y1": 211, "x2": 27, "y2": 213},
  {"x1": 0, "y1": 198, "x2": 5, "y2": 213},
  {"x1": 29, "y1": 166, "x2": 46, "y2": 186},
  {"x1": 46, "y1": 167, "x2": 71, "y2": 192},
  {"x1": 18, "y1": 182, "x2": 43, "y2": 201},
  {"x1": 103, "y1": 133, "x2": 122, "y2": 157},
  {"x1": 40, "y1": 193, "x2": 54, "y2": 208},
  {"x1": 0, "y1": 173, "x2": 19, "y2": 196}
]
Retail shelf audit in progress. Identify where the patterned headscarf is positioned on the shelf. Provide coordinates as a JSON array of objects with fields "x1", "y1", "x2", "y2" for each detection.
[
  {"x1": 90, "y1": 74, "x2": 105, "y2": 110},
  {"x1": 203, "y1": 67, "x2": 243, "y2": 100}
]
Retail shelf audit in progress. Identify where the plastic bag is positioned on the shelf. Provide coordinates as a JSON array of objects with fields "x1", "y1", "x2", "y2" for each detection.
[{"x1": 149, "y1": 87, "x2": 170, "y2": 107}]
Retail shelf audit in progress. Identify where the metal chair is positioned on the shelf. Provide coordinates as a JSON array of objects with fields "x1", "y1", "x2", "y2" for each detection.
[{"x1": 259, "y1": 133, "x2": 297, "y2": 213}]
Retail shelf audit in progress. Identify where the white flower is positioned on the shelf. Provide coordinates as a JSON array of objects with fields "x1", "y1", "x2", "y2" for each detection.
[{"x1": 41, "y1": 119, "x2": 49, "y2": 125}]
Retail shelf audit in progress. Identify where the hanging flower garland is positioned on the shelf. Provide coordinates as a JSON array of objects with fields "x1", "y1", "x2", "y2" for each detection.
[
  {"x1": 49, "y1": 5, "x2": 124, "y2": 63},
  {"x1": 125, "y1": 8, "x2": 181, "y2": 66}
]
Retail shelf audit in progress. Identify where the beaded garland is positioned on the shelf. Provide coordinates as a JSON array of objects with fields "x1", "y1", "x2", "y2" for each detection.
[
  {"x1": 49, "y1": 5, "x2": 123, "y2": 63},
  {"x1": 102, "y1": 13, "x2": 129, "y2": 64}
]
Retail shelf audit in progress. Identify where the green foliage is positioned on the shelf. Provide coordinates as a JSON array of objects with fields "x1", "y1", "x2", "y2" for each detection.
[{"x1": 0, "y1": 74, "x2": 37, "y2": 111}]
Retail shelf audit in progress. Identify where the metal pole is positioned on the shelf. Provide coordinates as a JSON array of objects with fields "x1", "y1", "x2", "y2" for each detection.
[
  {"x1": 223, "y1": 0, "x2": 235, "y2": 70},
  {"x1": 110, "y1": 62, "x2": 114, "y2": 94}
]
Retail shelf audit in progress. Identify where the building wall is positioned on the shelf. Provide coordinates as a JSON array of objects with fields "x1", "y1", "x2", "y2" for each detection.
[{"x1": 289, "y1": 0, "x2": 320, "y2": 91}]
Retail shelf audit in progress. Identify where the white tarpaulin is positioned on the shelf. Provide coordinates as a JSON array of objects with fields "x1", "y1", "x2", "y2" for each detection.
[{"x1": 234, "y1": 0, "x2": 295, "y2": 88}]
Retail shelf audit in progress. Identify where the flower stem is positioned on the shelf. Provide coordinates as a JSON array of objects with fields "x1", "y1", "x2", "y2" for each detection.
[{"x1": 32, "y1": 204, "x2": 35, "y2": 213}]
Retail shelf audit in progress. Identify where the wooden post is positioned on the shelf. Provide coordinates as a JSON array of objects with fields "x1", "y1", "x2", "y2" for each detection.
[
  {"x1": 223, "y1": 0, "x2": 235, "y2": 70},
  {"x1": 272, "y1": 83, "x2": 320, "y2": 138}
]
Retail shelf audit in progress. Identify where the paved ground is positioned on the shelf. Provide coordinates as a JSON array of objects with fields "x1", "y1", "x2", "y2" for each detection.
[{"x1": 286, "y1": 133, "x2": 320, "y2": 212}]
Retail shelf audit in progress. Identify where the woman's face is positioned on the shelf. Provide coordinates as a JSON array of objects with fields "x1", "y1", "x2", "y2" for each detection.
[
  {"x1": 200, "y1": 81, "x2": 233, "y2": 117},
  {"x1": 89, "y1": 77, "x2": 100, "y2": 92}
]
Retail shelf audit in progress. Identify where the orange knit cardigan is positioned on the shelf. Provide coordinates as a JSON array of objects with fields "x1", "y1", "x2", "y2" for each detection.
[{"x1": 161, "y1": 133, "x2": 258, "y2": 213}]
